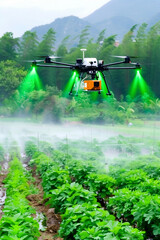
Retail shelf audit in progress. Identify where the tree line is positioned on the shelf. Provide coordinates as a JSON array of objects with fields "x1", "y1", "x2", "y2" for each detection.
[
  {"x1": 0, "y1": 22, "x2": 160, "y2": 122},
  {"x1": 1, "y1": 22, "x2": 160, "y2": 98}
]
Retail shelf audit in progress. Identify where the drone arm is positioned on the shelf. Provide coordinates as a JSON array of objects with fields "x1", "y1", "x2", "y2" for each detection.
[
  {"x1": 104, "y1": 66, "x2": 141, "y2": 70},
  {"x1": 103, "y1": 56, "x2": 133, "y2": 67},
  {"x1": 36, "y1": 64, "x2": 72, "y2": 69},
  {"x1": 49, "y1": 60, "x2": 75, "y2": 67},
  {"x1": 103, "y1": 60, "x2": 126, "y2": 67}
]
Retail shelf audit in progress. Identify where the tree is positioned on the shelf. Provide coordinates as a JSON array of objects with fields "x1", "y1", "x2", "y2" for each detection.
[
  {"x1": 37, "y1": 28, "x2": 56, "y2": 86},
  {"x1": 37, "y1": 28, "x2": 56, "y2": 56},
  {"x1": 78, "y1": 26, "x2": 91, "y2": 48},
  {"x1": 0, "y1": 32, "x2": 19, "y2": 61},
  {"x1": 96, "y1": 29, "x2": 106, "y2": 44},
  {"x1": 0, "y1": 61, "x2": 26, "y2": 102},
  {"x1": 18, "y1": 31, "x2": 39, "y2": 62},
  {"x1": 98, "y1": 35, "x2": 116, "y2": 61},
  {"x1": 145, "y1": 21, "x2": 160, "y2": 97}
]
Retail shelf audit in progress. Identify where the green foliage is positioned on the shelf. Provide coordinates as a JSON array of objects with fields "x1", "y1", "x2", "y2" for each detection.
[
  {"x1": 38, "y1": 141, "x2": 54, "y2": 156},
  {"x1": 42, "y1": 166, "x2": 71, "y2": 193},
  {"x1": 25, "y1": 141, "x2": 39, "y2": 158},
  {"x1": 78, "y1": 25, "x2": 91, "y2": 48},
  {"x1": 115, "y1": 169, "x2": 148, "y2": 189},
  {"x1": 59, "y1": 203, "x2": 144, "y2": 240},
  {"x1": 108, "y1": 188, "x2": 160, "y2": 238},
  {"x1": 131, "y1": 195, "x2": 160, "y2": 237},
  {"x1": 0, "y1": 212, "x2": 39, "y2": 240},
  {"x1": 108, "y1": 188, "x2": 146, "y2": 221},
  {"x1": 4, "y1": 158, "x2": 30, "y2": 195},
  {"x1": 0, "y1": 157, "x2": 40, "y2": 239},
  {"x1": 0, "y1": 60, "x2": 26, "y2": 102},
  {"x1": 30, "y1": 152, "x2": 56, "y2": 175},
  {"x1": 66, "y1": 159, "x2": 99, "y2": 184},
  {"x1": 52, "y1": 149, "x2": 71, "y2": 168},
  {"x1": 113, "y1": 154, "x2": 160, "y2": 180},
  {"x1": 46, "y1": 182, "x2": 98, "y2": 214},
  {"x1": 1, "y1": 20, "x2": 160, "y2": 106},
  {"x1": 0, "y1": 32, "x2": 19, "y2": 61},
  {"x1": 137, "y1": 178, "x2": 160, "y2": 195},
  {"x1": 19, "y1": 31, "x2": 39, "y2": 64},
  {"x1": 59, "y1": 203, "x2": 114, "y2": 239},
  {"x1": 84, "y1": 173, "x2": 116, "y2": 198},
  {"x1": 8, "y1": 141, "x2": 21, "y2": 161},
  {"x1": 37, "y1": 28, "x2": 56, "y2": 56}
]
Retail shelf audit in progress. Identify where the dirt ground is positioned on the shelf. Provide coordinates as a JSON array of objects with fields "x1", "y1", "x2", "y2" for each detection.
[{"x1": 27, "y1": 169, "x2": 63, "y2": 240}]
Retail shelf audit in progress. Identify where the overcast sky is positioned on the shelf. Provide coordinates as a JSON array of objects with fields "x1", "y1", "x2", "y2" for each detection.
[{"x1": 0, "y1": 0, "x2": 110, "y2": 38}]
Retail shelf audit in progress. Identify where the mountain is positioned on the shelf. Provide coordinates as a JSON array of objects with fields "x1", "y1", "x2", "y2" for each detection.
[
  {"x1": 30, "y1": 0, "x2": 160, "y2": 47},
  {"x1": 31, "y1": 16, "x2": 98, "y2": 48},
  {"x1": 84, "y1": 0, "x2": 160, "y2": 39},
  {"x1": 84, "y1": 0, "x2": 160, "y2": 24}
]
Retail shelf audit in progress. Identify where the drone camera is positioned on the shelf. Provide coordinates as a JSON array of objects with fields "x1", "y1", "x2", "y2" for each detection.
[{"x1": 94, "y1": 81, "x2": 100, "y2": 87}]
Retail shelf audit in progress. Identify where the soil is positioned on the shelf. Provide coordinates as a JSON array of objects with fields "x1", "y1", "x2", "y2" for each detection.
[{"x1": 27, "y1": 168, "x2": 63, "y2": 240}]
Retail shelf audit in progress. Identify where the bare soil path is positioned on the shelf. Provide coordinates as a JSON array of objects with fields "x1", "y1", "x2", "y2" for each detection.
[{"x1": 27, "y1": 167, "x2": 63, "y2": 240}]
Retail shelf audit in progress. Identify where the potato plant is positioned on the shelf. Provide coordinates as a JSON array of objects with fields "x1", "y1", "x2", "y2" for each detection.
[{"x1": 0, "y1": 157, "x2": 40, "y2": 239}]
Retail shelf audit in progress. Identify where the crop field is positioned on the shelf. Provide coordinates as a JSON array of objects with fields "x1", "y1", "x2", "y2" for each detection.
[{"x1": 0, "y1": 119, "x2": 160, "y2": 240}]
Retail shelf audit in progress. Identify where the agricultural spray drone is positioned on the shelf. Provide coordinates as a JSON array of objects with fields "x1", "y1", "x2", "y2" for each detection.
[{"x1": 31, "y1": 49, "x2": 141, "y2": 96}]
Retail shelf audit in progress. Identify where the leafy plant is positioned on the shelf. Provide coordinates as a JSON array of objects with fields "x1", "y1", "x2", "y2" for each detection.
[
  {"x1": 84, "y1": 173, "x2": 116, "y2": 198},
  {"x1": 0, "y1": 157, "x2": 40, "y2": 239},
  {"x1": 25, "y1": 141, "x2": 38, "y2": 158},
  {"x1": 66, "y1": 159, "x2": 99, "y2": 184},
  {"x1": 59, "y1": 203, "x2": 144, "y2": 240},
  {"x1": 42, "y1": 167, "x2": 71, "y2": 193},
  {"x1": 137, "y1": 178, "x2": 160, "y2": 195},
  {"x1": 131, "y1": 195, "x2": 160, "y2": 238},
  {"x1": 108, "y1": 188, "x2": 147, "y2": 222},
  {"x1": 115, "y1": 169, "x2": 148, "y2": 189},
  {"x1": 46, "y1": 182, "x2": 98, "y2": 214}
]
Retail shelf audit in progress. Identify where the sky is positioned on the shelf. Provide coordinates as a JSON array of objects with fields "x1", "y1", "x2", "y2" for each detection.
[{"x1": 0, "y1": 0, "x2": 110, "y2": 38}]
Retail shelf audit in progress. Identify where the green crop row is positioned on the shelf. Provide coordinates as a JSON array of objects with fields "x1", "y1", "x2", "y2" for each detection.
[
  {"x1": 26, "y1": 140, "x2": 160, "y2": 239},
  {"x1": 29, "y1": 151, "x2": 145, "y2": 240},
  {"x1": 0, "y1": 157, "x2": 40, "y2": 240},
  {"x1": 108, "y1": 188, "x2": 160, "y2": 239}
]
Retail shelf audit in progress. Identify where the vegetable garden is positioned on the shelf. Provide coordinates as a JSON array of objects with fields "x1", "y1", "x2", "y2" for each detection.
[{"x1": 0, "y1": 131, "x2": 160, "y2": 239}]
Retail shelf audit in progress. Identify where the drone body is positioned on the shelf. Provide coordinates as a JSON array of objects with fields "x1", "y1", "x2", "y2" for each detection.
[{"x1": 32, "y1": 49, "x2": 141, "y2": 96}]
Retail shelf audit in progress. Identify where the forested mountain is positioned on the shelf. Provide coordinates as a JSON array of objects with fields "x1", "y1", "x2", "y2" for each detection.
[
  {"x1": 30, "y1": 0, "x2": 160, "y2": 45},
  {"x1": 31, "y1": 16, "x2": 98, "y2": 48},
  {"x1": 85, "y1": 0, "x2": 160, "y2": 39}
]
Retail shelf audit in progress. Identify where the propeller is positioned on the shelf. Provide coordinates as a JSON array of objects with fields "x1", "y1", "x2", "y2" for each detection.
[
  {"x1": 111, "y1": 55, "x2": 140, "y2": 59},
  {"x1": 38, "y1": 55, "x2": 61, "y2": 59},
  {"x1": 24, "y1": 60, "x2": 44, "y2": 63}
]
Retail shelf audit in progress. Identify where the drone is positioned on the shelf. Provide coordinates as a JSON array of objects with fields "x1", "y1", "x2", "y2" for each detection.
[{"x1": 31, "y1": 49, "x2": 141, "y2": 96}]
